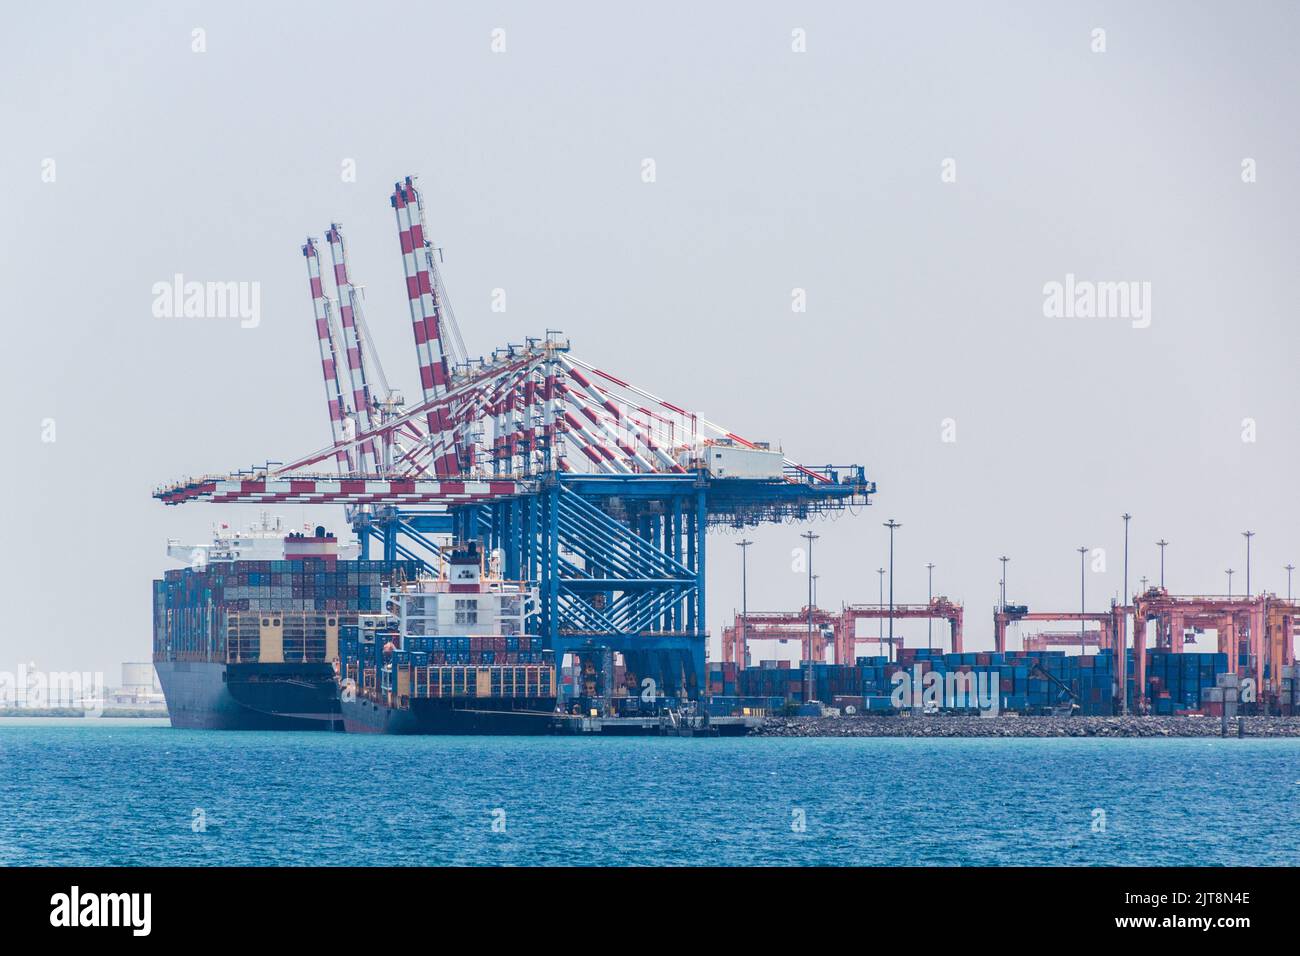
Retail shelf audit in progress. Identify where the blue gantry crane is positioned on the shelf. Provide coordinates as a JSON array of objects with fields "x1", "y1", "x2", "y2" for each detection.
[{"x1": 154, "y1": 176, "x2": 875, "y2": 705}]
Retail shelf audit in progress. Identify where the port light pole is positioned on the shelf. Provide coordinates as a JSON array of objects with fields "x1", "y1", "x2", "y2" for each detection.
[
  {"x1": 736, "y1": 539, "x2": 752, "y2": 668},
  {"x1": 926, "y1": 562, "x2": 935, "y2": 649},
  {"x1": 999, "y1": 555, "x2": 1009, "y2": 609},
  {"x1": 1157, "y1": 539, "x2": 1168, "y2": 589},
  {"x1": 884, "y1": 520, "x2": 901, "y2": 661},
  {"x1": 876, "y1": 568, "x2": 886, "y2": 654},
  {"x1": 1286, "y1": 563, "x2": 1295, "y2": 601},
  {"x1": 1243, "y1": 531, "x2": 1254, "y2": 597},
  {"x1": 801, "y1": 531, "x2": 819, "y2": 703},
  {"x1": 1077, "y1": 546, "x2": 1088, "y2": 655},
  {"x1": 1226, "y1": 568, "x2": 1234, "y2": 597},
  {"x1": 1122, "y1": 513, "x2": 1131, "y2": 605}
]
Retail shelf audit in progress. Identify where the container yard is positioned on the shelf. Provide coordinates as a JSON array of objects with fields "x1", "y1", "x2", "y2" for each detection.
[
  {"x1": 709, "y1": 649, "x2": 1233, "y2": 717},
  {"x1": 724, "y1": 585, "x2": 1298, "y2": 721}
]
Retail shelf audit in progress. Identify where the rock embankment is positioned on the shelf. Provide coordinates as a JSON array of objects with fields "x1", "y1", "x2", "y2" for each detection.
[{"x1": 753, "y1": 714, "x2": 1300, "y2": 738}]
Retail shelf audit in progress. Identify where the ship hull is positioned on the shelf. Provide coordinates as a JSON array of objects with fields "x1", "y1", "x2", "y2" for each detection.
[
  {"x1": 341, "y1": 695, "x2": 557, "y2": 735},
  {"x1": 155, "y1": 660, "x2": 341, "y2": 731}
]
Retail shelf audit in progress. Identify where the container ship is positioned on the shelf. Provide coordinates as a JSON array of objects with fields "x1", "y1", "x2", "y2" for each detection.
[
  {"x1": 339, "y1": 542, "x2": 558, "y2": 734},
  {"x1": 152, "y1": 517, "x2": 418, "y2": 730}
]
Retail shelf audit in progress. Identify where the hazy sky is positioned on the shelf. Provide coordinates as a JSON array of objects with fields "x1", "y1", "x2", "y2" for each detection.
[{"x1": 5, "y1": 0, "x2": 1298, "y2": 676}]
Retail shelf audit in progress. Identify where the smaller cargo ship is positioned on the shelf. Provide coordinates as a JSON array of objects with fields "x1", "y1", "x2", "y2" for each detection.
[
  {"x1": 340, "y1": 542, "x2": 558, "y2": 734},
  {"x1": 153, "y1": 518, "x2": 418, "y2": 731}
]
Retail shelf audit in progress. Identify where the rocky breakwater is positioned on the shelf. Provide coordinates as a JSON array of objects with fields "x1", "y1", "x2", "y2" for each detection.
[{"x1": 753, "y1": 714, "x2": 1300, "y2": 738}]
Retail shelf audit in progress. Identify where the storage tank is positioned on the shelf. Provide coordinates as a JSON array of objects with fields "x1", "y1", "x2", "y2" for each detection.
[{"x1": 121, "y1": 662, "x2": 157, "y2": 693}]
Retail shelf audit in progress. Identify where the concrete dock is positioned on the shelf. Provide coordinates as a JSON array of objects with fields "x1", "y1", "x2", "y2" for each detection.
[{"x1": 550, "y1": 713, "x2": 762, "y2": 736}]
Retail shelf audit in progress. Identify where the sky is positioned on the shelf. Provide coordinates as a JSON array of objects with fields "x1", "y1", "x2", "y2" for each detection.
[{"x1": 3, "y1": 0, "x2": 1298, "y2": 677}]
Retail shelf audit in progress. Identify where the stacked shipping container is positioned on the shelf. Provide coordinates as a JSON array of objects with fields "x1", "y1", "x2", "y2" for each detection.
[
  {"x1": 1281, "y1": 664, "x2": 1300, "y2": 715},
  {"x1": 154, "y1": 559, "x2": 422, "y2": 664},
  {"x1": 727, "y1": 649, "x2": 1230, "y2": 716},
  {"x1": 389, "y1": 634, "x2": 549, "y2": 667},
  {"x1": 1140, "y1": 650, "x2": 1230, "y2": 715}
]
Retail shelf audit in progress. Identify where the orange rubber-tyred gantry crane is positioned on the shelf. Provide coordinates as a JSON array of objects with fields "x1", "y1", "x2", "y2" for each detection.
[
  {"x1": 722, "y1": 599, "x2": 963, "y2": 667},
  {"x1": 993, "y1": 608, "x2": 1126, "y2": 656},
  {"x1": 837, "y1": 599, "x2": 964, "y2": 663},
  {"x1": 996, "y1": 590, "x2": 1299, "y2": 713},
  {"x1": 721, "y1": 608, "x2": 838, "y2": 668},
  {"x1": 1130, "y1": 588, "x2": 1297, "y2": 712}
]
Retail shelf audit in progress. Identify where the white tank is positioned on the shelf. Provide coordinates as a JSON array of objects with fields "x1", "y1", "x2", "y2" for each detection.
[{"x1": 121, "y1": 662, "x2": 157, "y2": 691}]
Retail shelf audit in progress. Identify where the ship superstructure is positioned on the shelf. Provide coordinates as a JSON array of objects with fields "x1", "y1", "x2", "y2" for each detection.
[{"x1": 166, "y1": 512, "x2": 360, "y2": 567}]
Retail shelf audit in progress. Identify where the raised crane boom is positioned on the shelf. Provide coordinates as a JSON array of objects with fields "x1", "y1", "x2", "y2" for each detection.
[
  {"x1": 391, "y1": 177, "x2": 457, "y2": 477},
  {"x1": 302, "y1": 237, "x2": 355, "y2": 473},
  {"x1": 156, "y1": 174, "x2": 875, "y2": 529},
  {"x1": 324, "y1": 223, "x2": 379, "y2": 475}
]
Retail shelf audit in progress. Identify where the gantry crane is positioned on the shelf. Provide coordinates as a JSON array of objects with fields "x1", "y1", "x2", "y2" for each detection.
[
  {"x1": 721, "y1": 599, "x2": 963, "y2": 667},
  {"x1": 154, "y1": 175, "x2": 876, "y2": 704}
]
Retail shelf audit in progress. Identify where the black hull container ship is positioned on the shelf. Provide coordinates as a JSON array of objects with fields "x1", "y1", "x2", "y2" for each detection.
[
  {"x1": 339, "y1": 542, "x2": 558, "y2": 734},
  {"x1": 155, "y1": 660, "x2": 342, "y2": 731},
  {"x1": 341, "y1": 695, "x2": 556, "y2": 735},
  {"x1": 153, "y1": 516, "x2": 419, "y2": 730}
]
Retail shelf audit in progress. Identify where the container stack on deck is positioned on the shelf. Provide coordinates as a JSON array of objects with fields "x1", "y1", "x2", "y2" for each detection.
[
  {"x1": 154, "y1": 558, "x2": 422, "y2": 663},
  {"x1": 157, "y1": 558, "x2": 421, "y2": 613},
  {"x1": 338, "y1": 619, "x2": 555, "y2": 684},
  {"x1": 388, "y1": 635, "x2": 549, "y2": 668}
]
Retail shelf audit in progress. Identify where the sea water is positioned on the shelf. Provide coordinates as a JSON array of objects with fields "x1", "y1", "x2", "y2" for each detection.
[{"x1": 1, "y1": 719, "x2": 1296, "y2": 866}]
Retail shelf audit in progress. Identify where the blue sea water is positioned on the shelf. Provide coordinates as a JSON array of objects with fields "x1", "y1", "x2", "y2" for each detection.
[{"x1": 1, "y1": 719, "x2": 1297, "y2": 866}]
